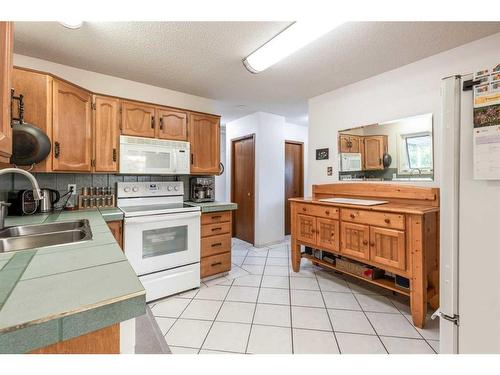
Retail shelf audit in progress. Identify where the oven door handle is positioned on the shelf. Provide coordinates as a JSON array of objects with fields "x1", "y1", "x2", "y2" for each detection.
[{"x1": 124, "y1": 211, "x2": 201, "y2": 224}]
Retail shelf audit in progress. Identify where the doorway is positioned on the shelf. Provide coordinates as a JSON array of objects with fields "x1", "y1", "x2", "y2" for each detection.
[
  {"x1": 284, "y1": 140, "x2": 304, "y2": 235},
  {"x1": 231, "y1": 134, "x2": 255, "y2": 244}
]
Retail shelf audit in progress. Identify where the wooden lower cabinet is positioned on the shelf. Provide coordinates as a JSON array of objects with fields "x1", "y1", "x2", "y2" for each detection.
[
  {"x1": 107, "y1": 220, "x2": 123, "y2": 249},
  {"x1": 30, "y1": 324, "x2": 120, "y2": 354},
  {"x1": 200, "y1": 211, "x2": 232, "y2": 278},
  {"x1": 289, "y1": 183, "x2": 440, "y2": 329}
]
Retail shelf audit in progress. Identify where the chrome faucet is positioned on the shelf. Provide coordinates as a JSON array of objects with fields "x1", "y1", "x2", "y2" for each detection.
[{"x1": 0, "y1": 168, "x2": 43, "y2": 230}]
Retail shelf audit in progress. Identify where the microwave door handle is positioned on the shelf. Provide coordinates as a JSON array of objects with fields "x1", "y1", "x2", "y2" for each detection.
[{"x1": 172, "y1": 150, "x2": 177, "y2": 174}]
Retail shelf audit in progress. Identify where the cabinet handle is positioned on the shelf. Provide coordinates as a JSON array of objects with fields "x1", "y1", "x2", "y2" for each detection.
[
  {"x1": 211, "y1": 227, "x2": 222, "y2": 232},
  {"x1": 370, "y1": 242, "x2": 375, "y2": 247},
  {"x1": 211, "y1": 215, "x2": 222, "y2": 220},
  {"x1": 302, "y1": 207, "x2": 307, "y2": 212},
  {"x1": 151, "y1": 116, "x2": 155, "y2": 129},
  {"x1": 211, "y1": 242, "x2": 222, "y2": 247},
  {"x1": 54, "y1": 142, "x2": 60, "y2": 158},
  {"x1": 159, "y1": 117, "x2": 164, "y2": 130},
  {"x1": 350, "y1": 213, "x2": 355, "y2": 219},
  {"x1": 384, "y1": 218, "x2": 391, "y2": 224},
  {"x1": 325, "y1": 210, "x2": 330, "y2": 215},
  {"x1": 112, "y1": 148, "x2": 117, "y2": 162},
  {"x1": 363, "y1": 240, "x2": 368, "y2": 245},
  {"x1": 191, "y1": 153, "x2": 194, "y2": 165},
  {"x1": 379, "y1": 158, "x2": 382, "y2": 165},
  {"x1": 211, "y1": 262, "x2": 222, "y2": 267}
]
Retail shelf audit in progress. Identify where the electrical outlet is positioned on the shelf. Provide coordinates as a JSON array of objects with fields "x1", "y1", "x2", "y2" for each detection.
[{"x1": 68, "y1": 184, "x2": 77, "y2": 195}]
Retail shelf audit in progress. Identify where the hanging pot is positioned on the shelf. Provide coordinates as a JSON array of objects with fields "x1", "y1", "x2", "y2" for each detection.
[
  {"x1": 10, "y1": 91, "x2": 51, "y2": 166},
  {"x1": 382, "y1": 153, "x2": 392, "y2": 168}
]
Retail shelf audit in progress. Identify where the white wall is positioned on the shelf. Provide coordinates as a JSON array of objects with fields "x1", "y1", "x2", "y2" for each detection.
[
  {"x1": 226, "y1": 112, "x2": 308, "y2": 247},
  {"x1": 308, "y1": 32, "x2": 500, "y2": 193},
  {"x1": 13, "y1": 54, "x2": 217, "y2": 114},
  {"x1": 215, "y1": 126, "x2": 227, "y2": 202}
]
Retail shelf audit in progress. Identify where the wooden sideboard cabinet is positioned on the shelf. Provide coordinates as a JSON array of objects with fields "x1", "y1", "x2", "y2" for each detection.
[
  {"x1": 290, "y1": 183, "x2": 439, "y2": 328},
  {"x1": 200, "y1": 211, "x2": 232, "y2": 278}
]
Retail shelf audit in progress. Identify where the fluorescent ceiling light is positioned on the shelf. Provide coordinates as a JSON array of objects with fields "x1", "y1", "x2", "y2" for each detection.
[
  {"x1": 243, "y1": 21, "x2": 343, "y2": 74},
  {"x1": 59, "y1": 20, "x2": 83, "y2": 29}
]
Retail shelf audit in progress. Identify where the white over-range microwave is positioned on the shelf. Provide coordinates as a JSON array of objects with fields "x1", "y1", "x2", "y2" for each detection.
[
  {"x1": 339, "y1": 153, "x2": 362, "y2": 172},
  {"x1": 119, "y1": 135, "x2": 190, "y2": 175}
]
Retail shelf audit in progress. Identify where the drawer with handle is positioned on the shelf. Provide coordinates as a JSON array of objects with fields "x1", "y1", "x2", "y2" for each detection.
[
  {"x1": 201, "y1": 233, "x2": 231, "y2": 257},
  {"x1": 295, "y1": 203, "x2": 339, "y2": 219},
  {"x1": 201, "y1": 221, "x2": 231, "y2": 238},
  {"x1": 201, "y1": 211, "x2": 231, "y2": 225},
  {"x1": 201, "y1": 252, "x2": 231, "y2": 278},
  {"x1": 340, "y1": 209, "x2": 405, "y2": 230}
]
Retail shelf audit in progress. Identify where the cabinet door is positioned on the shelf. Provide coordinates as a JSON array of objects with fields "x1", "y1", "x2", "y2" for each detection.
[
  {"x1": 339, "y1": 135, "x2": 350, "y2": 153},
  {"x1": 316, "y1": 218, "x2": 340, "y2": 252},
  {"x1": 364, "y1": 136, "x2": 386, "y2": 170},
  {"x1": 52, "y1": 80, "x2": 92, "y2": 172},
  {"x1": 121, "y1": 100, "x2": 156, "y2": 138},
  {"x1": 188, "y1": 113, "x2": 220, "y2": 174},
  {"x1": 156, "y1": 108, "x2": 187, "y2": 141},
  {"x1": 296, "y1": 214, "x2": 317, "y2": 245},
  {"x1": 93, "y1": 95, "x2": 120, "y2": 172},
  {"x1": 348, "y1": 136, "x2": 361, "y2": 153},
  {"x1": 340, "y1": 222, "x2": 370, "y2": 260},
  {"x1": 369, "y1": 226, "x2": 406, "y2": 271},
  {"x1": 0, "y1": 22, "x2": 13, "y2": 164},
  {"x1": 107, "y1": 220, "x2": 123, "y2": 250}
]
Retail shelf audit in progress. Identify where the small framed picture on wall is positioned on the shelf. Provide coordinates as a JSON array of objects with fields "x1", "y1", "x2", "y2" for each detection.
[{"x1": 316, "y1": 148, "x2": 329, "y2": 160}]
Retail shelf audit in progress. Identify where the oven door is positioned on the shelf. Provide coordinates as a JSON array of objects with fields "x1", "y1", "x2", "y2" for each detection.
[
  {"x1": 123, "y1": 211, "x2": 201, "y2": 276},
  {"x1": 119, "y1": 142, "x2": 176, "y2": 175}
]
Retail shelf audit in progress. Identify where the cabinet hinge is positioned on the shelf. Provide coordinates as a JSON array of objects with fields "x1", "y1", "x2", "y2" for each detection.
[
  {"x1": 91, "y1": 159, "x2": 96, "y2": 167},
  {"x1": 91, "y1": 102, "x2": 96, "y2": 110}
]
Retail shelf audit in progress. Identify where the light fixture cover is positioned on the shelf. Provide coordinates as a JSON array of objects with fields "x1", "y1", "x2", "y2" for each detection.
[{"x1": 243, "y1": 21, "x2": 343, "y2": 74}]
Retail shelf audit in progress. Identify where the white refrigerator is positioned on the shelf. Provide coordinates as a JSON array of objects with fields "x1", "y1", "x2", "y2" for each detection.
[{"x1": 439, "y1": 75, "x2": 500, "y2": 354}]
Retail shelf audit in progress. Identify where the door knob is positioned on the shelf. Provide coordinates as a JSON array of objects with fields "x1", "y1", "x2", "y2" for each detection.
[{"x1": 247, "y1": 192, "x2": 251, "y2": 197}]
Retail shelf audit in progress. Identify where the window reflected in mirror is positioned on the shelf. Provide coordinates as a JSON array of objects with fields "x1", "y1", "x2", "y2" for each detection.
[{"x1": 337, "y1": 113, "x2": 433, "y2": 181}]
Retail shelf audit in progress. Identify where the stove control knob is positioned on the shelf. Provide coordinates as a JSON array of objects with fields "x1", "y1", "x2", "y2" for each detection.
[
  {"x1": 132, "y1": 186, "x2": 139, "y2": 192},
  {"x1": 174, "y1": 186, "x2": 179, "y2": 191},
  {"x1": 124, "y1": 187, "x2": 131, "y2": 193},
  {"x1": 167, "y1": 186, "x2": 173, "y2": 191}
]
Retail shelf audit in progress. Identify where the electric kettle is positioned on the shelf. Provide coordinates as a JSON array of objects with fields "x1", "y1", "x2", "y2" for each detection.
[{"x1": 39, "y1": 188, "x2": 60, "y2": 213}]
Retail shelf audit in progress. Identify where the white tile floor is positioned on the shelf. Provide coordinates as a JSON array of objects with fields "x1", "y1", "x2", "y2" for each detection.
[{"x1": 150, "y1": 237, "x2": 439, "y2": 354}]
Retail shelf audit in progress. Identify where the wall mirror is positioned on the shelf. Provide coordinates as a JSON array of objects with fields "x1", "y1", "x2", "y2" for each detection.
[{"x1": 337, "y1": 113, "x2": 433, "y2": 181}]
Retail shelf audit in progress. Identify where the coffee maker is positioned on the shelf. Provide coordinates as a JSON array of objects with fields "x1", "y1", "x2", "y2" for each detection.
[{"x1": 189, "y1": 177, "x2": 215, "y2": 203}]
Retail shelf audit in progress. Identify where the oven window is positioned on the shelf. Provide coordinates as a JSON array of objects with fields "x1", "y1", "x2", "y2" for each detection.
[{"x1": 142, "y1": 225, "x2": 187, "y2": 259}]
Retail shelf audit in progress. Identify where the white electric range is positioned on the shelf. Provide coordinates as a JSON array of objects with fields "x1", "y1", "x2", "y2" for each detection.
[{"x1": 117, "y1": 181, "x2": 201, "y2": 302}]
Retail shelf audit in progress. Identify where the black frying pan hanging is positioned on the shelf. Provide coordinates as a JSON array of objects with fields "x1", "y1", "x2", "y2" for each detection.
[{"x1": 10, "y1": 90, "x2": 51, "y2": 166}]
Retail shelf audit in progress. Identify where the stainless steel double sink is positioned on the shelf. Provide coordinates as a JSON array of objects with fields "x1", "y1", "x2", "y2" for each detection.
[{"x1": 0, "y1": 219, "x2": 93, "y2": 253}]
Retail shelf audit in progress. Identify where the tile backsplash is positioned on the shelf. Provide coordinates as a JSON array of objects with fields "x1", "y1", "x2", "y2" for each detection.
[{"x1": 0, "y1": 173, "x2": 192, "y2": 204}]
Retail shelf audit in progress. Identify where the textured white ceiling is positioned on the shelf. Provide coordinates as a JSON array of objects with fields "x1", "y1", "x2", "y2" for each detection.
[{"x1": 13, "y1": 21, "x2": 500, "y2": 125}]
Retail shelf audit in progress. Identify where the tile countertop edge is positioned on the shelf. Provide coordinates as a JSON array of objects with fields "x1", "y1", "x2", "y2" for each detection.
[{"x1": 184, "y1": 201, "x2": 238, "y2": 213}]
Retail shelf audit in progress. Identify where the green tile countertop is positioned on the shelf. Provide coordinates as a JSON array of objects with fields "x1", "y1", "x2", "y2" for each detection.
[
  {"x1": 184, "y1": 201, "x2": 238, "y2": 213},
  {"x1": 0, "y1": 209, "x2": 145, "y2": 353},
  {"x1": 98, "y1": 207, "x2": 124, "y2": 222}
]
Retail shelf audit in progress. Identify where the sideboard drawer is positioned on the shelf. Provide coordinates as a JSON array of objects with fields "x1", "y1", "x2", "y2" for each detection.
[
  {"x1": 340, "y1": 209, "x2": 405, "y2": 230},
  {"x1": 295, "y1": 203, "x2": 339, "y2": 219},
  {"x1": 201, "y1": 233, "x2": 231, "y2": 257},
  {"x1": 201, "y1": 221, "x2": 231, "y2": 238},
  {"x1": 201, "y1": 211, "x2": 231, "y2": 225},
  {"x1": 201, "y1": 252, "x2": 231, "y2": 278}
]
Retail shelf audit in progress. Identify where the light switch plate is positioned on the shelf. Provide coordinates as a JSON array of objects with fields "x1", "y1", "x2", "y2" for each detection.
[{"x1": 68, "y1": 184, "x2": 77, "y2": 195}]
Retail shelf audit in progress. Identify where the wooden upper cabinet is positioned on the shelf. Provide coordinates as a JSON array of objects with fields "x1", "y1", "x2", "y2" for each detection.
[
  {"x1": 121, "y1": 100, "x2": 156, "y2": 138},
  {"x1": 340, "y1": 222, "x2": 370, "y2": 260},
  {"x1": 0, "y1": 22, "x2": 13, "y2": 164},
  {"x1": 188, "y1": 113, "x2": 220, "y2": 175},
  {"x1": 52, "y1": 80, "x2": 92, "y2": 172},
  {"x1": 339, "y1": 135, "x2": 361, "y2": 153},
  {"x1": 296, "y1": 214, "x2": 317, "y2": 245},
  {"x1": 156, "y1": 108, "x2": 187, "y2": 141},
  {"x1": 369, "y1": 227, "x2": 406, "y2": 271},
  {"x1": 316, "y1": 218, "x2": 340, "y2": 252},
  {"x1": 364, "y1": 135, "x2": 387, "y2": 170},
  {"x1": 93, "y1": 95, "x2": 120, "y2": 172}
]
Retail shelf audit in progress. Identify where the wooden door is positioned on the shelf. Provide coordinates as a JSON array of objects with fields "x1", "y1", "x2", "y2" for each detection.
[
  {"x1": 285, "y1": 141, "x2": 304, "y2": 235},
  {"x1": 121, "y1": 100, "x2": 156, "y2": 138},
  {"x1": 296, "y1": 214, "x2": 317, "y2": 245},
  {"x1": 156, "y1": 108, "x2": 187, "y2": 141},
  {"x1": 316, "y1": 218, "x2": 340, "y2": 252},
  {"x1": 340, "y1": 222, "x2": 370, "y2": 260},
  {"x1": 93, "y1": 95, "x2": 120, "y2": 172},
  {"x1": 52, "y1": 80, "x2": 92, "y2": 172},
  {"x1": 231, "y1": 134, "x2": 255, "y2": 244},
  {"x1": 0, "y1": 22, "x2": 13, "y2": 164},
  {"x1": 369, "y1": 226, "x2": 406, "y2": 271},
  {"x1": 364, "y1": 136, "x2": 386, "y2": 170},
  {"x1": 189, "y1": 113, "x2": 220, "y2": 174},
  {"x1": 107, "y1": 220, "x2": 123, "y2": 250}
]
